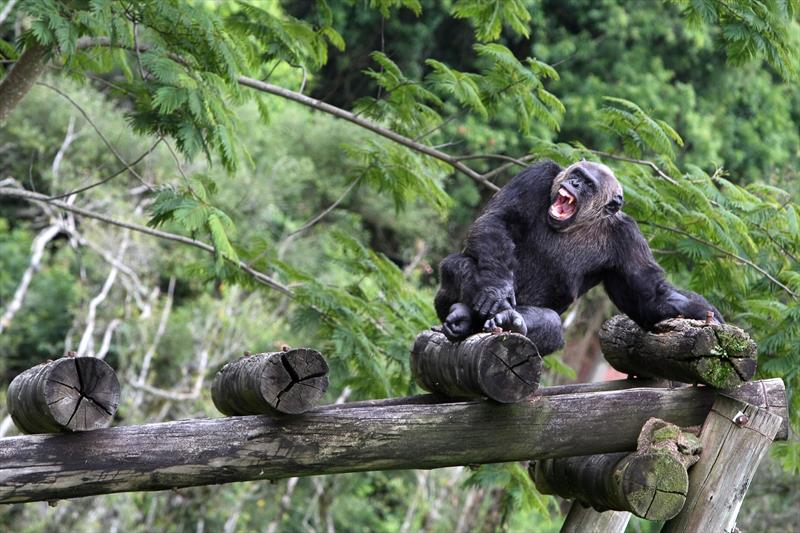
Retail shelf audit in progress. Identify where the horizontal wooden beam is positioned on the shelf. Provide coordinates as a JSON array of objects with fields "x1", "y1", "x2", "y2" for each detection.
[{"x1": 0, "y1": 378, "x2": 786, "y2": 504}]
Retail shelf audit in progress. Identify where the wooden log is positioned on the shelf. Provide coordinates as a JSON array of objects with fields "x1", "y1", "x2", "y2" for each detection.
[
  {"x1": 532, "y1": 418, "x2": 701, "y2": 520},
  {"x1": 599, "y1": 315, "x2": 757, "y2": 388},
  {"x1": 662, "y1": 395, "x2": 783, "y2": 532},
  {"x1": 0, "y1": 378, "x2": 785, "y2": 504},
  {"x1": 211, "y1": 348, "x2": 329, "y2": 415},
  {"x1": 411, "y1": 329, "x2": 542, "y2": 402},
  {"x1": 6, "y1": 356, "x2": 120, "y2": 434},
  {"x1": 560, "y1": 504, "x2": 631, "y2": 533}
]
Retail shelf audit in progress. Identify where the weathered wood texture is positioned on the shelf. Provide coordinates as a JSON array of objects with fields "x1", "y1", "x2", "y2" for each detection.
[
  {"x1": 560, "y1": 504, "x2": 631, "y2": 533},
  {"x1": 662, "y1": 395, "x2": 783, "y2": 533},
  {"x1": 0, "y1": 378, "x2": 785, "y2": 504},
  {"x1": 532, "y1": 418, "x2": 701, "y2": 520},
  {"x1": 600, "y1": 315, "x2": 757, "y2": 388},
  {"x1": 211, "y1": 349, "x2": 329, "y2": 415},
  {"x1": 6, "y1": 356, "x2": 120, "y2": 434},
  {"x1": 411, "y1": 329, "x2": 542, "y2": 402}
]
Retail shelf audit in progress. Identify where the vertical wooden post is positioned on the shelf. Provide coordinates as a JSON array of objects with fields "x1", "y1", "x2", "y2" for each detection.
[
  {"x1": 560, "y1": 504, "x2": 631, "y2": 533},
  {"x1": 662, "y1": 395, "x2": 783, "y2": 532}
]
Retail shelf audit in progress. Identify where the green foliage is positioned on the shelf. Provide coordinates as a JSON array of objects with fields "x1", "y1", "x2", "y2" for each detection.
[
  {"x1": 278, "y1": 231, "x2": 436, "y2": 397},
  {"x1": 465, "y1": 463, "x2": 556, "y2": 519},
  {"x1": 452, "y1": 0, "x2": 533, "y2": 41},
  {"x1": 148, "y1": 176, "x2": 239, "y2": 271},
  {"x1": 599, "y1": 96, "x2": 684, "y2": 159},
  {"x1": 671, "y1": 0, "x2": 800, "y2": 80}
]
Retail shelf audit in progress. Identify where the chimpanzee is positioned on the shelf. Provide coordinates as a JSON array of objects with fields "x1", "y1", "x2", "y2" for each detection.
[{"x1": 434, "y1": 159, "x2": 723, "y2": 355}]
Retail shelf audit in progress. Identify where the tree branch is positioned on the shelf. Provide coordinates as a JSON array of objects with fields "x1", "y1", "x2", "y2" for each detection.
[
  {"x1": 0, "y1": 187, "x2": 292, "y2": 295},
  {"x1": 0, "y1": 41, "x2": 49, "y2": 123},
  {"x1": 36, "y1": 81, "x2": 154, "y2": 190},
  {"x1": 642, "y1": 221, "x2": 797, "y2": 299},
  {"x1": 236, "y1": 76, "x2": 500, "y2": 191}
]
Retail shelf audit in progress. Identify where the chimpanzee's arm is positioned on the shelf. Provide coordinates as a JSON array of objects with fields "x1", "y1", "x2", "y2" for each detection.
[
  {"x1": 462, "y1": 213, "x2": 517, "y2": 317},
  {"x1": 602, "y1": 216, "x2": 723, "y2": 330}
]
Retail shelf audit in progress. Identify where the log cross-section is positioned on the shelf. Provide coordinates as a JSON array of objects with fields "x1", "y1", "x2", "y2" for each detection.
[
  {"x1": 0, "y1": 378, "x2": 786, "y2": 504},
  {"x1": 6, "y1": 356, "x2": 120, "y2": 434}
]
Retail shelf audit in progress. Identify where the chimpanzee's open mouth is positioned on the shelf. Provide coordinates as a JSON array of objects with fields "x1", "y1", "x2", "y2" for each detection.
[{"x1": 549, "y1": 187, "x2": 577, "y2": 221}]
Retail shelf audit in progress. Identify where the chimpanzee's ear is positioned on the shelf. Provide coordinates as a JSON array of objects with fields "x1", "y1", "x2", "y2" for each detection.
[{"x1": 605, "y1": 194, "x2": 624, "y2": 215}]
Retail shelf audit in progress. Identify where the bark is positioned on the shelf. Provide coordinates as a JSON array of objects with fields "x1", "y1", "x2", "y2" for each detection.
[
  {"x1": 0, "y1": 41, "x2": 50, "y2": 123},
  {"x1": 7, "y1": 356, "x2": 120, "y2": 434},
  {"x1": 211, "y1": 348, "x2": 329, "y2": 415},
  {"x1": 599, "y1": 315, "x2": 757, "y2": 388},
  {"x1": 0, "y1": 378, "x2": 785, "y2": 504},
  {"x1": 559, "y1": 504, "x2": 631, "y2": 533},
  {"x1": 662, "y1": 395, "x2": 783, "y2": 532},
  {"x1": 411, "y1": 329, "x2": 541, "y2": 402},
  {"x1": 532, "y1": 418, "x2": 701, "y2": 520}
]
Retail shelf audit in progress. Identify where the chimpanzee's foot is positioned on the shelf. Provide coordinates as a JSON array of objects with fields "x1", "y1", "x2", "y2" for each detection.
[{"x1": 483, "y1": 309, "x2": 528, "y2": 335}]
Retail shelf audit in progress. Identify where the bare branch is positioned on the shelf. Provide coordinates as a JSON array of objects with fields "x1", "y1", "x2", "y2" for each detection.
[
  {"x1": 36, "y1": 81, "x2": 154, "y2": 190},
  {"x1": 288, "y1": 177, "x2": 361, "y2": 238},
  {"x1": 237, "y1": 77, "x2": 500, "y2": 191},
  {"x1": 0, "y1": 224, "x2": 62, "y2": 335},
  {"x1": 0, "y1": 0, "x2": 19, "y2": 25},
  {"x1": 0, "y1": 187, "x2": 292, "y2": 295},
  {"x1": 587, "y1": 149, "x2": 679, "y2": 186},
  {"x1": 76, "y1": 234, "x2": 129, "y2": 357},
  {"x1": 132, "y1": 277, "x2": 176, "y2": 408},
  {"x1": 48, "y1": 139, "x2": 162, "y2": 201}
]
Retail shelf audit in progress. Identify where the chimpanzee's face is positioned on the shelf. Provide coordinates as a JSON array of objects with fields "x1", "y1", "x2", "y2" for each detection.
[{"x1": 548, "y1": 161, "x2": 624, "y2": 231}]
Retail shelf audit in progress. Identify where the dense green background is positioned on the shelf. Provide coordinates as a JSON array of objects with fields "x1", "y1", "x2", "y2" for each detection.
[{"x1": 1, "y1": 1, "x2": 798, "y2": 531}]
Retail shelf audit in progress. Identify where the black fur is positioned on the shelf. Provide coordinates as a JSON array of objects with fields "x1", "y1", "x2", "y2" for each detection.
[{"x1": 434, "y1": 160, "x2": 723, "y2": 355}]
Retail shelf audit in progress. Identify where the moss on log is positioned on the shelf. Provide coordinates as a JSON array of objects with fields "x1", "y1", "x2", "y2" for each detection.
[
  {"x1": 532, "y1": 418, "x2": 701, "y2": 521},
  {"x1": 211, "y1": 348, "x2": 329, "y2": 415},
  {"x1": 411, "y1": 329, "x2": 542, "y2": 403},
  {"x1": 599, "y1": 315, "x2": 757, "y2": 388},
  {"x1": 7, "y1": 356, "x2": 120, "y2": 434}
]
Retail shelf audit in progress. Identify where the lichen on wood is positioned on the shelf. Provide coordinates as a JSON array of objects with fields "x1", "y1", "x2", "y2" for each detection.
[
  {"x1": 531, "y1": 418, "x2": 701, "y2": 520},
  {"x1": 599, "y1": 315, "x2": 757, "y2": 388}
]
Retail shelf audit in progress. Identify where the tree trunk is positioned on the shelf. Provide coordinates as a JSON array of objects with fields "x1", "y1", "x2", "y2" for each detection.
[
  {"x1": 211, "y1": 348, "x2": 329, "y2": 415},
  {"x1": 411, "y1": 329, "x2": 541, "y2": 402},
  {"x1": 662, "y1": 395, "x2": 783, "y2": 532},
  {"x1": 532, "y1": 418, "x2": 701, "y2": 520},
  {"x1": 0, "y1": 378, "x2": 785, "y2": 504},
  {"x1": 7, "y1": 356, "x2": 120, "y2": 434},
  {"x1": 0, "y1": 41, "x2": 50, "y2": 123},
  {"x1": 599, "y1": 315, "x2": 757, "y2": 388}
]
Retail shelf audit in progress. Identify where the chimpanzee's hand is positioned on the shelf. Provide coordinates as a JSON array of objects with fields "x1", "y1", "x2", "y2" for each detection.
[
  {"x1": 473, "y1": 281, "x2": 516, "y2": 317},
  {"x1": 667, "y1": 290, "x2": 725, "y2": 325},
  {"x1": 442, "y1": 303, "x2": 474, "y2": 341},
  {"x1": 484, "y1": 309, "x2": 527, "y2": 336}
]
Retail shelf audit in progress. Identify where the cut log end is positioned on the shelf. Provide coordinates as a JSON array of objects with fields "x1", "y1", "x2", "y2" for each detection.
[
  {"x1": 531, "y1": 418, "x2": 697, "y2": 521},
  {"x1": 411, "y1": 329, "x2": 541, "y2": 403},
  {"x1": 8, "y1": 357, "x2": 120, "y2": 434},
  {"x1": 619, "y1": 452, "x2": 688, "y2": 520},
  {"x1": 212, "y1": 348, "x2": 329, "y2": 416},
  {"x1": 262, "y1": 348, "x2": 330, "y2": 415},
  {"x1": 599, "y1": 315, "x2": 757, "y2": 388}
]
